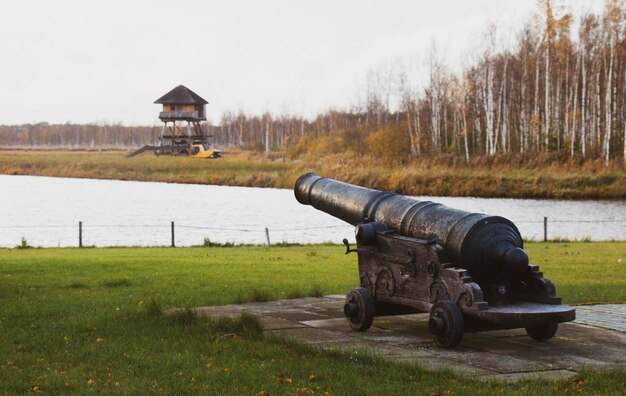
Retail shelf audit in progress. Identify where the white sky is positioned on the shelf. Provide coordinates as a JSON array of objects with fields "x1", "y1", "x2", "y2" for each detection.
[{"x1": 0, "y1": 0, "x2": 605, "y2": 126}]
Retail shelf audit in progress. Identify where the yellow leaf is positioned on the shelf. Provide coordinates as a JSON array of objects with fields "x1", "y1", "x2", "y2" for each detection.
[
  {"x1": 95, "y1": 338, "x2": 104, "y2": 343},
  {"x1": 87, "y1": 379, "x2": 94, "y2": 386}
]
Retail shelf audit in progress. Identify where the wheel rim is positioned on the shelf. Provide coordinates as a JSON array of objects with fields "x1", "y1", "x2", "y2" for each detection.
[
  {"x1": 429, "y1": 301, "x2": 464, "y2": 348},
  {"x1": 344, "y1": 287, "x2": 374, "y2": 331}
]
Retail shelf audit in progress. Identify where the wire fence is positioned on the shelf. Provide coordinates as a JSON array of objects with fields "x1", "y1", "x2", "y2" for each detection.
[
  {"x1": 1, "y1": 217, "x2": 625, "y2": 248},
  {"x1": 514, "y1": 220, "x2": 625, "y2": 224}
]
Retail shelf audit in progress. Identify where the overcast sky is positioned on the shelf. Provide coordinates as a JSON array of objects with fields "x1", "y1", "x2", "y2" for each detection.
[{"x1": 0, "y1": 0, "x2": 605, "y2": 126}]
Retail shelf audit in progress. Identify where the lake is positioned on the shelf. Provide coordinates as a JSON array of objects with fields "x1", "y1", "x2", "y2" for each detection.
[{"x1": 0, "y1": 175, "x2": 624, "y2": 247}]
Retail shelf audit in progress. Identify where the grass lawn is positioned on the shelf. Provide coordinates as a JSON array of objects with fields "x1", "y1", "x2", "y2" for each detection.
[{"x1": 0, "y1": 243, "x2": 624, "y2": 394}]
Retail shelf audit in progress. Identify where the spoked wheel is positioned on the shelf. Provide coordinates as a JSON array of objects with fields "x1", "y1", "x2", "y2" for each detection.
[
  {"x1": 428, "y1": 300, "x2": 464, "y2": 348},
  {"x1": 525, "y1": 322, "x2": 558, "y2": 341},
  {"x1": 344, "y1": 287, "x2": 374, "y2": 331}
]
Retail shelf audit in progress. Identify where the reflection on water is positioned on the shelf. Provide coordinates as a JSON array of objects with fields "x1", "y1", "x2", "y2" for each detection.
[{"x1": 0, "y1": 175, "x2": 624, "y2": 247}]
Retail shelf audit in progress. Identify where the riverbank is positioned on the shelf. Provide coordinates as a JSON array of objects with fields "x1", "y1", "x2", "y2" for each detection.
[
  {"x1": 0, "y1": 244, "x2": 624, "y2": 394},
  {"x1": 0, "y1": 150, "x2": 624, "y2": 199}
]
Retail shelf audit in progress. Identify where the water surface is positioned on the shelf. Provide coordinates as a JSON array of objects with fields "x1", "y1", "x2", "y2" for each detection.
[{"x1": 0, "y1": 175, "x2": 624, "y2": 247}]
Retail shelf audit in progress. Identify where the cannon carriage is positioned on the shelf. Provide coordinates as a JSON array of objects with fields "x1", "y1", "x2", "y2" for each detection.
[{"x1": 294, "y1": 173, "x2": 575, "y2": 348}]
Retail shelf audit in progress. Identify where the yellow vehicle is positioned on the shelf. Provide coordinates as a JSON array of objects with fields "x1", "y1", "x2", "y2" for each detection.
[{"x1": 190, "y1": 144, "x2": 222, "y2": 158}]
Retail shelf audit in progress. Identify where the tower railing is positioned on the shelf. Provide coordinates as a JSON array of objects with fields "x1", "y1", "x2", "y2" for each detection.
[{"x1": 159, "y1": 111, "x2": 205, "y2": 121}]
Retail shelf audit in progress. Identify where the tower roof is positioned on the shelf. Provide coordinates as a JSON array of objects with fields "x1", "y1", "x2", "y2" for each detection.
[{"x1": 154, "y1": 85, "x2": 208, "y2": 105}]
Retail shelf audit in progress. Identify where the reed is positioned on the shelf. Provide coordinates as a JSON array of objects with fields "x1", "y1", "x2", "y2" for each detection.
[{"x1": 0, "y1": 150, "x2": 624, "y2": 199}]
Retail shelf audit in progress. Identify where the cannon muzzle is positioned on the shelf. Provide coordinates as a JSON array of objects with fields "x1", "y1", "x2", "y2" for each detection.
[{"x1": 295, "y1": 173, "x2": 527, "y2": 281}]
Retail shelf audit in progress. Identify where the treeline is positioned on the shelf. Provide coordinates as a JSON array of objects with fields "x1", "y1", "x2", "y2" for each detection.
[
  {"x1": 214, "y1": 0, "x2": 626, "y2": 164},
  {"x1": 1, "y1": 0, "x2": 624, "y2": 165},
  {"x1": 0, "y1": 123, "x2": 161, "y2": 149}
]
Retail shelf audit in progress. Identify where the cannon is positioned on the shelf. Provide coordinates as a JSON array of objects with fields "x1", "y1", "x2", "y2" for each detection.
[{"x1": 294, "y1": 173, "x2": 575, "y2": 348}]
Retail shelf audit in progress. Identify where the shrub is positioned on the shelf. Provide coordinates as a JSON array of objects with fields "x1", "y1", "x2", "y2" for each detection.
[
  {"x1": 101, "y1": 278, "x2": 132, "y2": 288},
  {"x1": 146, "y1": 298, "x2": 163, "y2": 317},
  {"x1": 167, "y1": 308, "x2": 196, "y2": 326},
  {"x1": 211, "y1": 312, "x2": 263, "y2": 340},
  {"x1": 16, "y1": 237, "x2": 31, "y2": 249},
  {"x1": 309, "y1": 284, "x2": 325, "y2": 298}
]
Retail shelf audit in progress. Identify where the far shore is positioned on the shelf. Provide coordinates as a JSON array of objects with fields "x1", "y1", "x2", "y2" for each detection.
[{"x1": 0, "y1": 149, "x2": 624, "y2": 199}]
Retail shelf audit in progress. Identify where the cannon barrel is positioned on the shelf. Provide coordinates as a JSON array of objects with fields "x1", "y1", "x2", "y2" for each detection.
[{"x1": 294, "y1": 173, "x2": 528, "y2": 281}]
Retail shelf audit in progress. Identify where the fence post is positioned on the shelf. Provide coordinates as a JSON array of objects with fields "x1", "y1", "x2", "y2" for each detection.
[
  {"x1": 265, "y1": 227, "x2": 271, "y2": 246},
  {"x1": 543, "y1": 217, "x2": 548, "y2": 242},
  {"x1": 171, "y1": 221, "x2": 175, "y2": 247},
  {"x1": 79, "y1": 221, "x2": 83, "y2": 248}
]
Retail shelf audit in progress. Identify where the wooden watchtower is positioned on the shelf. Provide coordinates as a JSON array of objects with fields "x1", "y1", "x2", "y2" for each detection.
[{"x1": 154, "y1": 85, "x2": 211, "y2": 153}]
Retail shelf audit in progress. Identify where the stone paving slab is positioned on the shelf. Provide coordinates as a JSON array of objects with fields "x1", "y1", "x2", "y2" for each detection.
[
  {"x1": 257, "y1": 316, "x2": 306, "y2": 330},
  {"x1": 461, "y1": 333, "x2": 610, "y2": 370},
  {"x1": 186, "y1": 297, "x2": 626, "y2": 382},
  {"x1": 574, "y1": 304, "x2": 626, "y2": 332},
  {"x1": 557, "y1": 322, "x2": 626, "y2": 348},
  {"x1": 477, "y1": 369, "x2": 579, "y2": 383},
  {"x1": 266, "y1": 327, "x2": 357, "y2": 347}
]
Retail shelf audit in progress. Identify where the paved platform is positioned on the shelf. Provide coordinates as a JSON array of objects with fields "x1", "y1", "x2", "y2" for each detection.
[{"x1": 187, "y1": 296, "x2": 626, "y2": 382}]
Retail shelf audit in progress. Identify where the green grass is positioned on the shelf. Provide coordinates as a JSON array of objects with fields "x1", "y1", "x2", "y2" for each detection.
[
  {"x1": 0, "y1": 244, "x2": 624, "y2": 394},
  {"x1": 0, "y1": 150, "x2": 624, "y2": 199},
  {"x1": 525, "y1": 242, "x2": 626, "y2": 304}
]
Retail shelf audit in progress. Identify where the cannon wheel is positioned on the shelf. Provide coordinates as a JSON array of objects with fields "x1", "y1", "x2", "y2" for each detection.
[
  {"x1": 525, "y1": 322, "x2": 558, "y2": 341},
  {"x1": 428, "y1": 300, "x2": 464, "y2": 348},
  {"x1": 344, "y1": 287, "x2": 374, "y2": 331}
]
